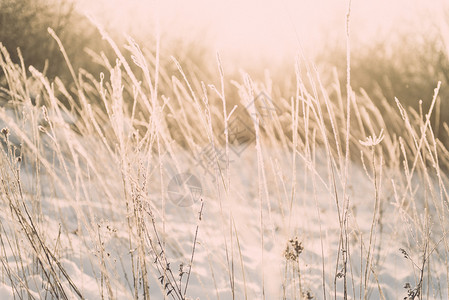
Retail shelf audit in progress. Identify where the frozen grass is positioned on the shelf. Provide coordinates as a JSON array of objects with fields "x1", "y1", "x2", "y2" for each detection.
[{"x1": 0, "y1": 15, "x2": 449, "y2": 300}]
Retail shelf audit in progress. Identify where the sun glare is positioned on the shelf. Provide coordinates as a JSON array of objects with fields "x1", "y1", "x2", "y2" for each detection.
[
  {"x1": 76, "y1": 0, "x2": 443, "y2": 66},
  {"x1": 2, "y1": 0, "x2": 449, "y2": 299}
]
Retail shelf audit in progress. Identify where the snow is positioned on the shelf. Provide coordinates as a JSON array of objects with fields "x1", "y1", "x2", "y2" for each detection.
[
  {"x1": 0, "y1": 284, "x2": 14, "y2": 299},
  {"x1": 0, "y1": 132, "x2": 446, "y2": 300},
  {"x1": 0, "y1": 93, "x2": 447, "y2": 300}
]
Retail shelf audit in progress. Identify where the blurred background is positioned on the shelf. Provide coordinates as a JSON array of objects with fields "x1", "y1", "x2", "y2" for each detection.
[
  {"x1": 76, "y1": 0, "x2": 445, "y2": 66},
  {"x1": 1, "y1": 0, "x2": 449, "y2": 145}
]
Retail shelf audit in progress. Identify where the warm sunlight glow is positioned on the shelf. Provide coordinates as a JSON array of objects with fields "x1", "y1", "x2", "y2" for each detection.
[
  {"x1": 2, "y1": 0, "x2": 449, "y2": 299},
  {"x1": 76, "y1": 0, "x2": 444, "y2": 65}
]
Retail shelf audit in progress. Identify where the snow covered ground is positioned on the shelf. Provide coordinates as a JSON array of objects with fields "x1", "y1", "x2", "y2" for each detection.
[
  {"x1": 0, "y1": 124, "x2": 447, "y2": 299},
  {"x1": 0, "y1": 36, "x2": 447, "y2": 300}
]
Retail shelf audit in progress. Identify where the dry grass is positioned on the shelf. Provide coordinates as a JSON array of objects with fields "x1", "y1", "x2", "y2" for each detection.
[{"x1": 0, "y1": 13, "x2": 448, "y2": 300}]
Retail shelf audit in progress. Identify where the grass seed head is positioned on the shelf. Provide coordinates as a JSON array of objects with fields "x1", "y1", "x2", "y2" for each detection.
[{"x1": 284, "y1": 237, "x2": 304, "y2": 261}]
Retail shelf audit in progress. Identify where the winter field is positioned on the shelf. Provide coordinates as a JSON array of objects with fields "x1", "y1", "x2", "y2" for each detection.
[{"x1": 1, "y1": 2, "x2": 449, "y2": 300}]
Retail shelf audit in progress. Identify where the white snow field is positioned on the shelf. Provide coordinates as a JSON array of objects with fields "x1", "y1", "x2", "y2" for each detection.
[{"x1": 0, "y1": 34, "x2": 449, "y2": 300}]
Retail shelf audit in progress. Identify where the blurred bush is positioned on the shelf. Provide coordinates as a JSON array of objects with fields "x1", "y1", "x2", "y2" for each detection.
[
  {"x1": 0, "y1": 0, "x2": 218, "y2": 109},
  {"x1": 317, "y1": 22, "x2": 449, "y2": 146},
  {"x1": 0, "y1": 0, "x2": 114, "y2": 84}
]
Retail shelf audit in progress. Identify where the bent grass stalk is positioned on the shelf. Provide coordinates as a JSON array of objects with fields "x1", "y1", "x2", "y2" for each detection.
[{"x1": 1, "y1": 13, "x2": 449, "y2": 300}]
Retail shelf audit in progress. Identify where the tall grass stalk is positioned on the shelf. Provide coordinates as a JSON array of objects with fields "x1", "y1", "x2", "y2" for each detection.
[{"x1": 1, "y1": 14, "x2": 449, "y2": 299}]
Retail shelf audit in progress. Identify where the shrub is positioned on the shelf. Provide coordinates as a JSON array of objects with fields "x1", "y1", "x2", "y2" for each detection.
[
  {"x1": 316, "y1": 20, "x2": 449, "y2": 146},
  {"x1": 0, "y1": 0, "x2": 113, "y2": 84}
]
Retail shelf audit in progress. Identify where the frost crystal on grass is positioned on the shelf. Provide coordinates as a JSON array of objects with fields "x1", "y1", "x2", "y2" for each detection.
[{"x1": 359, "y1": 128, "x2": 385, "y2": 147}]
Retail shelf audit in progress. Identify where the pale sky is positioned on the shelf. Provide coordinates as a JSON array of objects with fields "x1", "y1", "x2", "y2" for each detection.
[{"x1": 76, "y1": 0, "x2": 444, "y2": 67}]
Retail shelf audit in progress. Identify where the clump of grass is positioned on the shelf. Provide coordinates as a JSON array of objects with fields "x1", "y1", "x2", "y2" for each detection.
[{"x1": 0, "y1": 126, "x2": 83, "y2": 299}]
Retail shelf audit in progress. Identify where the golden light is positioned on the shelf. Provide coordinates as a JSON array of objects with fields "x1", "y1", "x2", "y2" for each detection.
[{"x1": 76, "y1": 0, "x2": 444, "y2": 68}]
